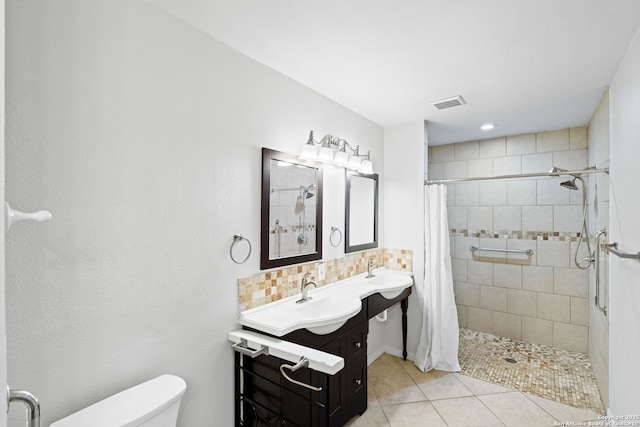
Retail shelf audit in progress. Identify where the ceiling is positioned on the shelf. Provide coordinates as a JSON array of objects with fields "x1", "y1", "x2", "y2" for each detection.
[{"x1": 147, "y1": 0, "x2": 640, "y2": 145}]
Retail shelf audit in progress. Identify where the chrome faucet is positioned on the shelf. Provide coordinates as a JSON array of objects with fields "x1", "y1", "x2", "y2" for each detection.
[
  {"x1": 366, "y1": 256, "x2": 377, "y2": 278},
  {"x1": 296, "y1": 272, "x2": 317, "y2": 304}
]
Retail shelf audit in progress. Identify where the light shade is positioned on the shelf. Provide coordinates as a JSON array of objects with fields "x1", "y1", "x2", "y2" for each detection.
[
  {"x1": 318, "y1": 145, "x2": 334, "y2": 162},
  {"x1": 358, "y1": 159, "x2": 374, "y2": 174},
  {"x1": 347, "y1": 155, "x2": 362, "y2": 170},
  {"x1": 300, "y1": 143, "x2": 318, "y2": 160},
  {"x1": 334, "y1": 150, "x2": 349, "y2": 166}
]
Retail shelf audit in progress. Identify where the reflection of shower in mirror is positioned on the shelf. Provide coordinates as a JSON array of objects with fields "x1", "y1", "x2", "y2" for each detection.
[{"x1": 270, "y1": 184, "x2": 317, "y2": 256}]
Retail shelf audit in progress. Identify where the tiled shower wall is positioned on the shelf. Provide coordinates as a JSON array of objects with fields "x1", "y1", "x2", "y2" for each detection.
[{"x1": 428, "y1": 127, "x2": 591, "y2": 353}]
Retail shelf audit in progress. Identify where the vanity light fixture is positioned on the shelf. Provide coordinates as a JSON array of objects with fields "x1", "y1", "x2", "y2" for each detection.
[{"x1": 300, "y1": 130, "x2": 374, "y2": 174}]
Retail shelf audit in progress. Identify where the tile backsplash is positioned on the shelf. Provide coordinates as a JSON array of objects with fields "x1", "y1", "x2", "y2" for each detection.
[{"x1": 238, "y1": 248, "x2": 413, "y2": 311}]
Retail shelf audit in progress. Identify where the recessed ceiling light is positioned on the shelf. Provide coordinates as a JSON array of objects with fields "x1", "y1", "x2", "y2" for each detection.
[{"x1": 480, "y1": 123, "x2": 495, "y2": 130}]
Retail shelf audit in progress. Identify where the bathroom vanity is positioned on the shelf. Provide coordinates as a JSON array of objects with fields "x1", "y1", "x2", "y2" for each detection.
[{"x1": 230, "y1": 269, "x2": 413, "y2": 427}]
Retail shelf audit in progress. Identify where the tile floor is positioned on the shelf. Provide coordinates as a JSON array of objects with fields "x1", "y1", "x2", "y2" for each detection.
[
  {"x1": 459, "y1": 328, "x2": 604, "y2": 412},
  {"x1": 345, "y1": 353, "x2": 610, "y2": 427}
]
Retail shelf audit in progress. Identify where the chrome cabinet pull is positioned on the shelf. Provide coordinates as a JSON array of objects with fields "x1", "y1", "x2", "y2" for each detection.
[
  {"x1": 354, "y1": 342, "x2": 361, "y2": 348},
  {"x1": 354, "y1": 379, "x2": 362, "y2": 385}
]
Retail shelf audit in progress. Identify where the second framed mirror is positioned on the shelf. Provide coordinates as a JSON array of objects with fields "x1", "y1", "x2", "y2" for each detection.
[{"x1": 345, "y1": 171, "x2": 378, "y2": 253}]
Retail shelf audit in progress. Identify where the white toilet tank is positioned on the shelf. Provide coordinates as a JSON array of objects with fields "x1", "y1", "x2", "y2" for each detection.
[{"x1": 50, "y1": 374, "x2": 187, "y2": 427}]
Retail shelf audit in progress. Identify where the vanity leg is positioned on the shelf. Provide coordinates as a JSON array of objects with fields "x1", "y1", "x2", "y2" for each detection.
[{"x1": 401, "y1": 297, "x2": 408, "y2": 360}]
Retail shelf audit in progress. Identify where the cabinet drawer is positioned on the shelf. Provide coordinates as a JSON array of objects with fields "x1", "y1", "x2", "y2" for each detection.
[
  {"x1": 348, "y1": 352, "x2": 366, "y2": 397},
  {"x1": 346, "y1": 324, "x2": 367, "y2": 357}
]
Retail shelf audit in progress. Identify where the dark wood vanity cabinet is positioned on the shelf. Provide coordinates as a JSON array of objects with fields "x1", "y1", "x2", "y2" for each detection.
[{"x1": 235, "y1": 287, "x2": 411, "y2": 427}]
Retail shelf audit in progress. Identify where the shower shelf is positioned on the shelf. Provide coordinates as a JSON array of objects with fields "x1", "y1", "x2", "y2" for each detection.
[
  {"x1": 470, "y1": 245, "x2": 534, "y2": 256},
  {"x1": 602, "y1": 242, "x2": 640, "y2": 260}
]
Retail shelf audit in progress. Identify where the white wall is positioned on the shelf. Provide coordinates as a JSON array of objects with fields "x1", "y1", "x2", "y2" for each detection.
[
  {"x1": 608, "y1": 26, "x2": 640, "y2": 415},
  {"x1": 367, "y1": 122, "x2": 425, "y2": 360},
  {"x1": 4, "y1": 1, "x2": 382, "y2": 425},
  {"x1": 1, "y1": 0, "x2": 8, "y2": 422}
]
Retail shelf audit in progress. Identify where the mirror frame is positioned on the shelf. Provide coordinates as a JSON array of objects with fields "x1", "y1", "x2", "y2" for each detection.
[
  {"x1": 260, "y1": 148, "x2": 323, "y2": 270},
  {"x1": 345, "y1": 171, "x2": 379, "y2": 253}
]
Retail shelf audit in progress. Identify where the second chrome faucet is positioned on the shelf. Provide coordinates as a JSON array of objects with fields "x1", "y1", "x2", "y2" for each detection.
[
  {"x1": 366, "y1": 256, "x2": 377, "y2": 278},
  {"x1": 296, "y1": 272, "x2": 317, "y2": 304}
]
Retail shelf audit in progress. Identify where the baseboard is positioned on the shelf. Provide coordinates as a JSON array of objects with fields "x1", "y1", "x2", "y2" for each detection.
[{"x1": 368, "y1": 345, "x2": 416, "y2": 366}]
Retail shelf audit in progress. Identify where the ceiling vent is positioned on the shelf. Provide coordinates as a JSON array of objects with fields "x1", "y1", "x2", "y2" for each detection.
[{"x1": 431, "y1": 95, "x2": 466, "y2": 110}]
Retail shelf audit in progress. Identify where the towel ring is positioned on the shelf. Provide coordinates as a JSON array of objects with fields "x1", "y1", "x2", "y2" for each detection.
[
  {"x1": 330, "y1": 227, "x2": 342, "y2": 247},
  {"x1": 230, "y1": 234, "x2": 252, "y2": 264}
]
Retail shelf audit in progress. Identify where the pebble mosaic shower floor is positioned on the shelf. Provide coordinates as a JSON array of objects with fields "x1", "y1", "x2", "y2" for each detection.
[{"x1": 458, "y1": 328, "x2": 605, "y2": 413}]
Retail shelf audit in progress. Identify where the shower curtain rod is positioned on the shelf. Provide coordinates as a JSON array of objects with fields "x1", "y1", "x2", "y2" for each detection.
[{"x1": 425, "y1": 167, "x2": 609, "y2": 185}]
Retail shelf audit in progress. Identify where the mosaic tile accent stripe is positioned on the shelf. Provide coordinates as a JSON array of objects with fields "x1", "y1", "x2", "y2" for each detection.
[
  {"x1": 459, "y1": 328, "x2": 604, "y2": 413},
  {"x1": 451, "y1": 229, "x2": 585, "y2": 241},
  {"x1": 237, "y1": 248, "x2": 413, "y2": 311}
]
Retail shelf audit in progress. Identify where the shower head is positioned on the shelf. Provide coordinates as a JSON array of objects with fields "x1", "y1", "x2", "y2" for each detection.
[
  {"x1": 302, "y1": 184, "x2": 315, "y2": 199},
  {"x1": 560, "y1": 178, "x2": 579, "y2": 190}
]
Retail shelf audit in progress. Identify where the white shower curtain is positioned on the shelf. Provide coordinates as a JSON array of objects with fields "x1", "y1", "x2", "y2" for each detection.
[{"x1": 415, "y1": 184, "x2": 461, "y2": 372}]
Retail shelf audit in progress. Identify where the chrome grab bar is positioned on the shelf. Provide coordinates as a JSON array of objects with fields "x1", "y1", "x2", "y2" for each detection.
[
  {"x1": 594, "y1": 229, "x2": 608, "y2": 316},
  {"x1": 602, "y1": 242, "x2": 640, "y2": 260},
  {"x1": 470, "y1": 245, "x2": 533, "y2": 256},
  {"x1": 7, "y1": 386, "x2": 40, "y2": 427}
]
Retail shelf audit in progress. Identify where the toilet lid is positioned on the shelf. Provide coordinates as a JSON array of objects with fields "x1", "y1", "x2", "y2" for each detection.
[{"x1": 50, "y1": 375, "x2": 186, "y2": 427}]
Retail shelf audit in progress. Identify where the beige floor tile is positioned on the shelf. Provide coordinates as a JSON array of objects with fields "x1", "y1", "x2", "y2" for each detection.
[
  {"x1": 369, "y1": 373, "x2": 427, "y2": 406},
  {"x1": 368, "y1": 383, "x2": 380, "y2": 408},
  {"x1": 369, "y1": 353, "x2": 409, "y2": 378},
  {"x1": 382, "y1": 401, "x2": 447, "y2": 427},
  {"x1": 344, "y1": 406, "x2": 390, "y2": 427},
  {"x1": 478, "y1": 392, "x2": 557, "y2": 426},
  {"x1": 524, "y1": 393, "x2": 602, "y2": 423},
  {"x1": 431, "y1": 396, "x2": 505, "y2": 427},
  {"x1": 398, "y1": 357, "x2": 423, "y2": 375},
  {"x1": 411, "y1": 370, "x2": 473, "y2": 400},
  {"x1": 453, "y1": 373, "x2": 512, "y2": 395}
]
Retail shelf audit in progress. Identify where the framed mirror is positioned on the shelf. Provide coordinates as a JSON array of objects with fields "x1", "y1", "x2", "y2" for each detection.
[
  {"x1": 261, "y1": 148, "x2": 323, "y2": 270},
  {"x1": 345, "y1": 171, "x2": 378, "y2": 253}
]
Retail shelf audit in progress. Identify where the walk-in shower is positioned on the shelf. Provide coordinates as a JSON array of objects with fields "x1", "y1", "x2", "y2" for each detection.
[{"x1": 549, "y1": 166, "x2": 592, "y2": 270}]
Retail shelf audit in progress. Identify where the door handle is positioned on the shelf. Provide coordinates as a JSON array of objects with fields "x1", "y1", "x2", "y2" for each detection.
[{"x1": 7, "y1": 386, "x2": 40, "y2": 427}]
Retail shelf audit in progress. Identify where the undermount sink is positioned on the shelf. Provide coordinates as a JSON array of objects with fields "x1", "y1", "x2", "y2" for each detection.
[{"x1": 239, "y1": 268, "x2": 414, "y2": 336}]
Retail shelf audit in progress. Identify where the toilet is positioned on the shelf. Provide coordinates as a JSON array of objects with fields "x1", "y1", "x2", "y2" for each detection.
[{"x1": 50, "y1": 374, "x2": 186, "y2": 427}]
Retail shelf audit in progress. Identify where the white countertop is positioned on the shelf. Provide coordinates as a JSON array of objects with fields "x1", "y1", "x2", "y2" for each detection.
[{"x1": 239, "y1": 268, "x2": 414, "y2": 336}]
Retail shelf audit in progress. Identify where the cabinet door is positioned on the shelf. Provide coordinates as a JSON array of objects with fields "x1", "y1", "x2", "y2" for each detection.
[{"x1": 320, "y1": 334, "x2": 347, "y2": 419}]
